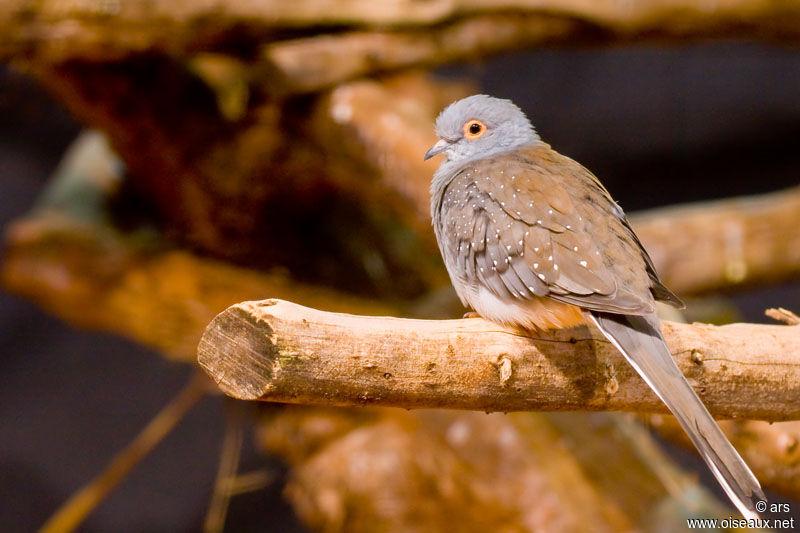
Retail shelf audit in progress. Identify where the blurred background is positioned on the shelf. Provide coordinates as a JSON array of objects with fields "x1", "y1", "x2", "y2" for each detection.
[{"x1": 1, "y1": 2, "x2": 799, "y2": 532}]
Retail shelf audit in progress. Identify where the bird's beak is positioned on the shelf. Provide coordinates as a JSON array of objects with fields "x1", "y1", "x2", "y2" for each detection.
[{"x1": 424, "y1": 138, "x2": 450, "y2": 161}]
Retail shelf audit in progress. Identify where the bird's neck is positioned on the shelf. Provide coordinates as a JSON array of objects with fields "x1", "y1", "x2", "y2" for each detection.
[{"x1": 430, "y1": 139, "x2": 542, "y2": 205}]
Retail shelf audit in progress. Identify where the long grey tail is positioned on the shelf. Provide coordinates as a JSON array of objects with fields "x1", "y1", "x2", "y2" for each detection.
[{"x1": 589, "y1": 311, "x2": 765, "y2": 519}]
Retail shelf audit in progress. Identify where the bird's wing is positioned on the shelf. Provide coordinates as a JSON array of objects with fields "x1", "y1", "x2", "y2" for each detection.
[{"x1": 439, "y1": 143, "x2": 668, "y2": 314}]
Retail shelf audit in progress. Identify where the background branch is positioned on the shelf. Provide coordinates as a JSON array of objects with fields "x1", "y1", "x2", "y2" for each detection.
[
  {"x1": 3, "y1": 0, "x2": 800, "y2": 66},
  {"x1": 39, "y1": 373, "x2": 208, "y2": 533},
  {"x1": 198, "y1": 299, "x2": 800, "y2": 422},
  {"x1": 631, "y1": 185, "x2": 800, "y2": 295}
]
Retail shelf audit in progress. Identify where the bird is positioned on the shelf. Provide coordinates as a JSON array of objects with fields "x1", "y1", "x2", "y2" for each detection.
[{"x1": 425, "y1": 94, "x2": 764, "y2": 519}]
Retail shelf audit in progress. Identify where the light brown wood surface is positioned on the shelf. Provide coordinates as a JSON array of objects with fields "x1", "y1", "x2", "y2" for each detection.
[{"x1": 198, "y1": 299, "x2": 800, "y2": 421}]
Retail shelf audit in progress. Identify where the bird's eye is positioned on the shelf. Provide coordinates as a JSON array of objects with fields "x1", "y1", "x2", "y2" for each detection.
[{"x1": 463, "y1": 119, "x2": 486, "y2": 140}]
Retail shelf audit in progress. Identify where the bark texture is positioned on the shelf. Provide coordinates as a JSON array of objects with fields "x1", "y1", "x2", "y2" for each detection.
[{"x1": 198, "y1": 299, "x2": 800, "y2": 421}]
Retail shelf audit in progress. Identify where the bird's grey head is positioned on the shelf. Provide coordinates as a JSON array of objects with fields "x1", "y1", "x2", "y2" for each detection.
[{"x1": 424, "y1": 94, "x2": 540, "y2": 165}]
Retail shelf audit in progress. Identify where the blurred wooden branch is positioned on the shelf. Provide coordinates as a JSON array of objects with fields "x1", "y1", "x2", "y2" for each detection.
[
  {"x1": 0, "y1": 132, "x2": 399, "y2": 362},
  {"x1": 257, "y1": 406, "x2": 735, "y2": 532},
  {"x1": 631, "y1": 185, "x2": 800, "y2": 295},
  {"x1": 198, "y1": 299, "x2": 800, "y2": 421},
  {"x1": 259, "y1": 14, "x2": 581, "y2": 94},
  {"x1": 766, "y1": 307, "x2": 800, "y2": 325},
  {"x1": 258, "y1": 7, "x2": 800, "y2": 94},
  {"x1": 3, "y1": 0, "x2": 800, "y2": 68}
]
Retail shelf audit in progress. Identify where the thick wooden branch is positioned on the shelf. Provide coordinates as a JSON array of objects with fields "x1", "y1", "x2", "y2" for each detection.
[{"x1": 198, "y1": 299, "x2": 800, "y2": 421}]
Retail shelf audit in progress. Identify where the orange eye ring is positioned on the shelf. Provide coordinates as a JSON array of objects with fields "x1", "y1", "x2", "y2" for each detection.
[{"x1": 463, "y1": 119, "x2": 486, "y2": 140}]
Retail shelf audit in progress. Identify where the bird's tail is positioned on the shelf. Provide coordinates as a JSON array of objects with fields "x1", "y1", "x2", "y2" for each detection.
[{"x1": 589, "y1": 311, "x2": 765, "y2": 520}]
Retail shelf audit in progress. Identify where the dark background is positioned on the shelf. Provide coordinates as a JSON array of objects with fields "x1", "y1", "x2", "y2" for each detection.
[{"x1": 1, "y1": 39, "x2": 799, "y2": 531}]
